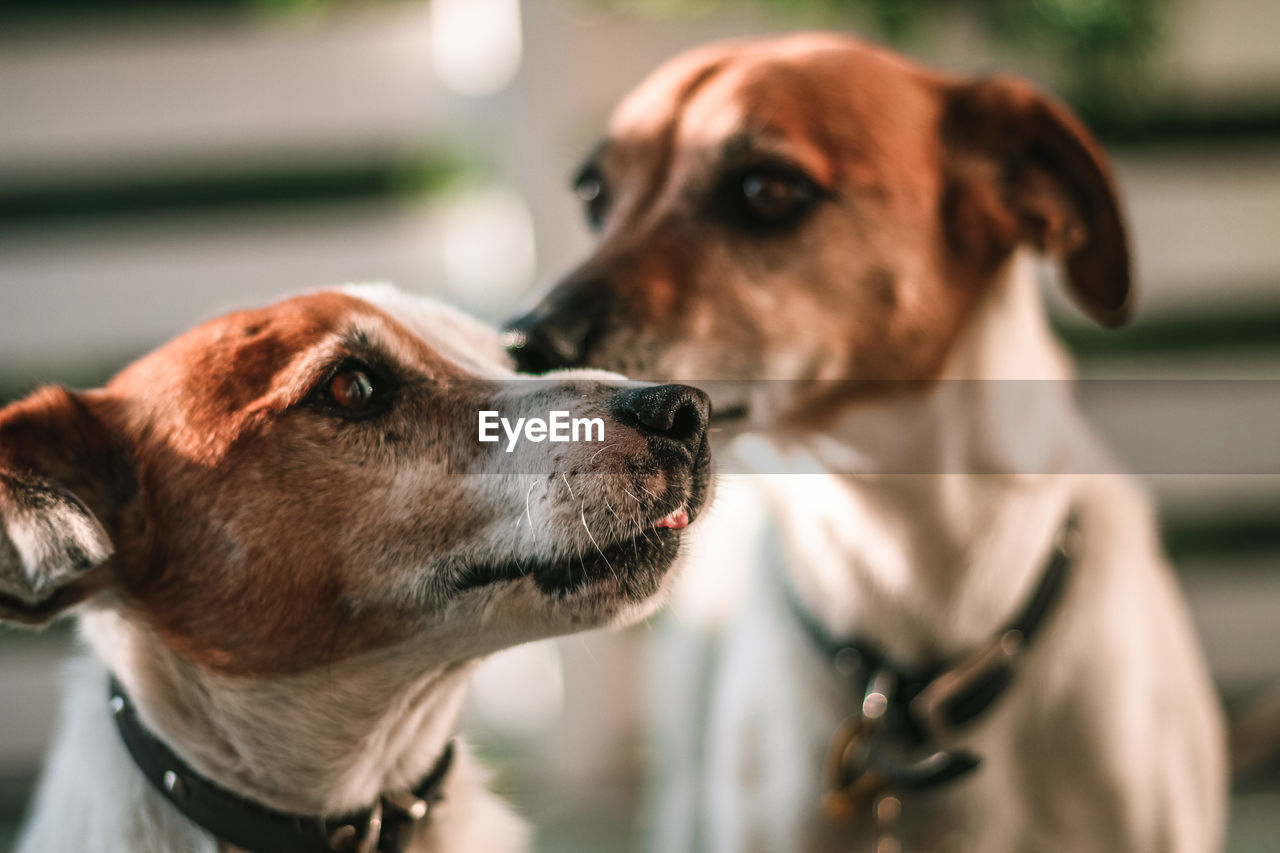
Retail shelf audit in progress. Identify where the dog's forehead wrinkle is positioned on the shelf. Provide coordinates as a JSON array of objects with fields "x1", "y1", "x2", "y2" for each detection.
[
  {"x1": 332, "y1": 320, "x2": 428, "y2": 386},
  {"x1": 607, "y1": 55, "x2": 742, "y2": 228},
  {"x1": 612, "y1": 43, "x2": 735, "y2": 134},
  {"x1": 340, "y1": 283, "x2": 514, "y2": 378}
]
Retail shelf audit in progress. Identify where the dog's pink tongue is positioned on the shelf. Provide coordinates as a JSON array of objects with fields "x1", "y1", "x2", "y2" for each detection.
[{"x1": 654, "y1": 507, "x2": 690, "y2": 530}]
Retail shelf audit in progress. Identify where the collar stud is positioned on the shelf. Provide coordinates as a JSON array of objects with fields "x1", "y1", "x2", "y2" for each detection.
[
  {"x1": 162, "y1": 770, "x2": 186, "y2": 799},
  {"x1": 328, "y1": 824, "x2": 357, "y2": 852},
  {"x1": 384, "y1": 790, "x2": 430, "y2": 821}
]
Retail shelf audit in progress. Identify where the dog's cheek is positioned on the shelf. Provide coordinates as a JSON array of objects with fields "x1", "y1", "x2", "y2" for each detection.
[{"x1": 115, "y1": 434, "x2": 423, "y2": 675}]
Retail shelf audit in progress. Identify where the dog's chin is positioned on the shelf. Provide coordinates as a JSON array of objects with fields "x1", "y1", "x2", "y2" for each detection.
[{"x1": 455, "y1": 520, "x2": 689, "y2": 606}]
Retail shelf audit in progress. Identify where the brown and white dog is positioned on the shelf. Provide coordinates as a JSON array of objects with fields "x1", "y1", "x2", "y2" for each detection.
[
  {"x1": 2, "y1": 283, "x2": 711, "y2": 853},
  {"x1": 506, "y1": 33, "x2": 1227, "y2": 852}
]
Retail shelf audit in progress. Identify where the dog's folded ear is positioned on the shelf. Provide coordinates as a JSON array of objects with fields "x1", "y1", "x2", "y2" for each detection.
[
  {"x1": 0, "y1": 387, "x2": 132, "y2": 626},
  {"x1": 942, "y1": 75, "x2": 1132, "y2": 327}
]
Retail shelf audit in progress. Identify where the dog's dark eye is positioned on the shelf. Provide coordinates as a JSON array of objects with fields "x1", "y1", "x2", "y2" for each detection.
[
  {"x1": 574, "y1": 168, "x2": 609, "y2": 231},
  {"x1": 330, "y1": 368, "x2": 375, "y2": 411},
  {"x1": 311, "y1": 360, "x2": 393, "y2": 418},
  {"x1": 721, "y1": 165, "x2": 825, "y2": 232}
]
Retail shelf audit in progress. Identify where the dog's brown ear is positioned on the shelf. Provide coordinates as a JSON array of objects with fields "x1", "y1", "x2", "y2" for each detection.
[
  {"x1": 0, "y1": 387, "x2": 131, "y2": 627},
  {"x1": 941, "y1": 75, "x2": 1132, "y2": 327}
]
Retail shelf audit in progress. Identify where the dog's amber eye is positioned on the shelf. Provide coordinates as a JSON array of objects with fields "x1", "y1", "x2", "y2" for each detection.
[{"x1": 329, "y1": 368, "x2": 375, "y2": 411}]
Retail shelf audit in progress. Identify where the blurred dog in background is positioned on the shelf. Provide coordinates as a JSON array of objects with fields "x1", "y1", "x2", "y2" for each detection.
[{"x1": 508, "y1": 32, "x2": 1226, "y2": 852}]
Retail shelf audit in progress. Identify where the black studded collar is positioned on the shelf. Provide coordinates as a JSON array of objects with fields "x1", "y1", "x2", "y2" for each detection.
[{"x1": 108, "y1": 676, "x2": 455, "y2": 853}]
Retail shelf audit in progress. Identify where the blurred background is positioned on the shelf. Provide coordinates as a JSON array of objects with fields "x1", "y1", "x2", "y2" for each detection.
[{"x1": 0, "y1": 0, "x2": 1277, "y2": 850}]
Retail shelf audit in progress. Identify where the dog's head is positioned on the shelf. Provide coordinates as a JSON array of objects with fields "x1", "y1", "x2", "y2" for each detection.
[
  {"x1": 506, "y1": 33, "x2": 1130, "y2": 423},
  {"x1": 0, "y1": 285, "x2": 710, "y2": 676}
]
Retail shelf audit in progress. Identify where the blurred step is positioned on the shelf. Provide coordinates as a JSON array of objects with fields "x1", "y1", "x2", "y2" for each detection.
[{"x1": 0, "y1": 4, "x2": 456, "y2": 188}]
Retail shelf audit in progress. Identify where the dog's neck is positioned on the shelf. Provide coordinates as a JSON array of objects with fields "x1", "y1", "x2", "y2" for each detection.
[
  {"x1": 81, "y1": 609, "x2": 475, "y2": 818},
  {"x1": 744, "y1": 252, "x2": 1089, "y2": 661}
]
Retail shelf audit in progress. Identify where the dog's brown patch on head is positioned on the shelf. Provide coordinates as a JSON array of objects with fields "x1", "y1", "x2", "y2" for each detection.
[{"x1": 81, "y1": 292, "x2": 495, "y2": 675}]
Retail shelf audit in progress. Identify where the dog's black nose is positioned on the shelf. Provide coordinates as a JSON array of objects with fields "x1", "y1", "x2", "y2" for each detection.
[
  {"x1": 504, "y1": 310, "x2": 584, "y2": 374},
  {"x1": 613, "y1": 384, "x2": 710, "y2": 457},
  {"x1": 504, "y1": 278, "x2": 617, "y2": 374}
]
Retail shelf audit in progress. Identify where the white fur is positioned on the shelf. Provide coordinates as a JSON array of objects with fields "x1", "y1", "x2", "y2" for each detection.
[
  {"x1": 663, "y1": 254, "x2": 1227, "y2": 852},
  {"x1": 0, "y1": 491, "x2": 112, "y2": 604}
]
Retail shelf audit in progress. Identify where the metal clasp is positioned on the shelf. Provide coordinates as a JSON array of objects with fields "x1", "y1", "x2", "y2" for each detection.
[
  {"x1": 820, "y1": 667, "x2": 896, "y2": 823},
  {"x1": 910, "y1": 628, "x2": 1022, "y2": 743},
  {"x1": 821, "y1": 715, "x2": 891, "y2": 822},
  {"x1": 331, "y1": 779, "x2": 436, "y2": 852}
]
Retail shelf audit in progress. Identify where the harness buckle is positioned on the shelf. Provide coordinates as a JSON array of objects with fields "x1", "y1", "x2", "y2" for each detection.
[{"x1": 910, "y1": 628, "x2": 1023, "y2": 742}]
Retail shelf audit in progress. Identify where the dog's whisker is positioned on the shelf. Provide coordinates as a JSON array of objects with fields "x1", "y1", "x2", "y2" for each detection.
[
  {"x1": 603, "y1": 498, "x2": 627, "y2": 539},
  {"x1": 580, "y1": 504, "x2": 619, "y2": 583},
  {"x1": 589, "y1": 442, "x2": 619, "y2": 465},
  {"x1": 524, "y1": 480, "x2": 538, "y2": 538}
]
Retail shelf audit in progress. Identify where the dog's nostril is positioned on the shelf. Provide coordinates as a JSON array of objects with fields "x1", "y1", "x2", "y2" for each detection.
[
  {"x1": 668, "y1": 399, "x2": 705, "y2": 444},
  {"x1": 614, "y1": 384, "x2": 710, "y2": 455}
]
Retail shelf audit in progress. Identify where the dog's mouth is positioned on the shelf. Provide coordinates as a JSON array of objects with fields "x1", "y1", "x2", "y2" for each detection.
[
  {"x1": 454, "y1": 496, "x2": 701, "y2": 598},
  {"x1": 454, "y1": 402, "x2": 713, "y2": 599},
  {"x1": 453, "y1": 409, "x2": 714, "y2": 600}
]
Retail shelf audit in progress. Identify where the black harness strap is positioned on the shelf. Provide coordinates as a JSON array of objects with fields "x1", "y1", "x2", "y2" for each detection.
[
  {"x1": 108, "y1": 677, "x2": 454, "y2": 853},
  {"x1": 790, "y1": 512, "x2": 1078, "y2": 794}
]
